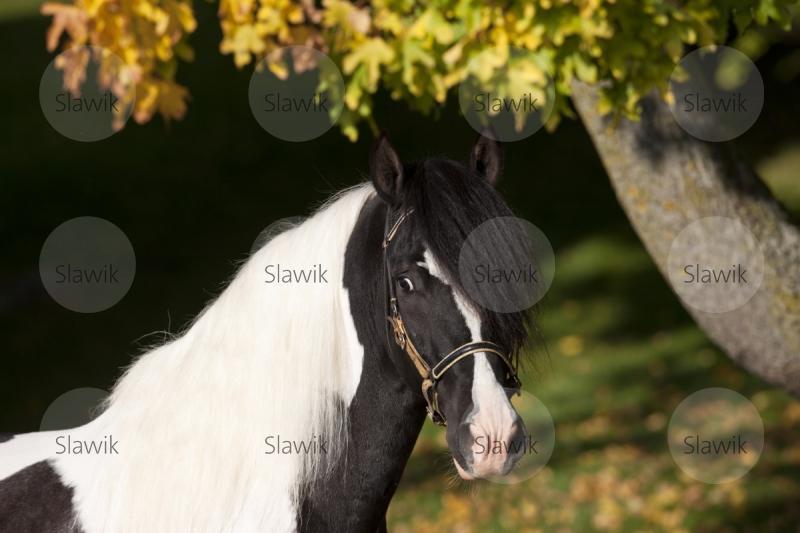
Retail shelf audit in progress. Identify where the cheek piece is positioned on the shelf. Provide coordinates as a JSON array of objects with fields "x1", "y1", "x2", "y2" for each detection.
[{"x1": 382, "y1": 208, "x2": 521, "y2": 426}]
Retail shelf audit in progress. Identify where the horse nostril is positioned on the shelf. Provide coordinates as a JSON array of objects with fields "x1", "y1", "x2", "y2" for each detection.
[
  {"x1": 507, "y1": 423, "x2": 526, "y2": 462},
  {"x1": 452, "y1": 422, "x2": 477, "y2": 470},
  {"x1": 497, "y1": 419, "x2": 529, "y2": 473}
]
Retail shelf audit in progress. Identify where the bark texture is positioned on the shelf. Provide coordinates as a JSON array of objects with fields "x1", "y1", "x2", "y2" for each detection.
[{"x1": 571, "y1": 81, "x2": 800, "y2": 397}]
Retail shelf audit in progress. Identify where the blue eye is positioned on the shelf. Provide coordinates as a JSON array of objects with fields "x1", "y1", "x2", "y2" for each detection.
[{"x1": 397, "y1": 276, "x2": 415, "y2": 292}]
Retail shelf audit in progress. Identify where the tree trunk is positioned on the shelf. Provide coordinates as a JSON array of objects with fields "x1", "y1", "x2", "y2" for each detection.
[{"x1": 570, "y1": 81, "x2": 800, "y2": 397}]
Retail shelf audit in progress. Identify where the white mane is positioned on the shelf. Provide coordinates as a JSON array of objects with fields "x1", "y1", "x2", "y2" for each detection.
[{"x1": 3, "y1": 184, "x2": 374, "y2": 532}]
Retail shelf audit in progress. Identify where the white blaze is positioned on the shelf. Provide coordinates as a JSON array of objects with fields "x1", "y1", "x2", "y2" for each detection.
[{"x1": 422, "y1": 250, "x2": 517, "y2": 477}]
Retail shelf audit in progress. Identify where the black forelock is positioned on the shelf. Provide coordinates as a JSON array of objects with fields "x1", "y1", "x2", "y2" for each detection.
[{"x1": 398, "y1": 157, "x2": 535, "y2": 361}]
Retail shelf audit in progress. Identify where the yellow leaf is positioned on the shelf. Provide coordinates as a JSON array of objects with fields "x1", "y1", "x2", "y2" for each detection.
[{"x1": 342, "y1": 38, "x2": 394, "y2": 90}]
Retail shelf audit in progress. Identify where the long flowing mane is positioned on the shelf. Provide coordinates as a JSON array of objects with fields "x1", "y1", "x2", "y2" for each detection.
[{"x1": 51, "y1": 185, "x2": 373, "y2": 532}]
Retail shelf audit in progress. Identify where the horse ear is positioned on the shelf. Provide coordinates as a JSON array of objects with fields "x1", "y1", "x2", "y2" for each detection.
[
  {"x1": 470, "y1": 133, "x2": 504, "y2": 187},
  {"x1": 370, "y1": 132, "x2": 404, "y2": 206}
]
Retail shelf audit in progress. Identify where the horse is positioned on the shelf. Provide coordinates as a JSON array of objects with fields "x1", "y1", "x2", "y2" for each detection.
[{"x1": 0, "y1": 134, "x2": 535, "y2": 532}]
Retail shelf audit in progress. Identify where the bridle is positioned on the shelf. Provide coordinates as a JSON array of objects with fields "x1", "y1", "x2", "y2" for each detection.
[{"x1": 382, "y1": 207, "x2": 522, "y2": 426}]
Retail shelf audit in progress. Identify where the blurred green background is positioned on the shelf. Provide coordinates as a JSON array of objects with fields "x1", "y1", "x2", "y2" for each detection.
[{"x1": 1, "y1": 2, "x2": 799, "y2": 531}]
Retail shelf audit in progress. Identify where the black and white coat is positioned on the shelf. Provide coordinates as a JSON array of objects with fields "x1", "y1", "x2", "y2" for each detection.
[{"x1": 0, "y1": 136, "x2": 532, "y2": 532}]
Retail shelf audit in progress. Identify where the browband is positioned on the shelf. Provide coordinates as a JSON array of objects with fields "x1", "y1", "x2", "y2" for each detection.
[{"x1": 382, "y1": 208, "x2": 414, "y2": 249}]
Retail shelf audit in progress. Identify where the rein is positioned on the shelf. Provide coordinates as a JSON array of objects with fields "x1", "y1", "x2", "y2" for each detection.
[{"x1": 382, "y1": 208, "x2": 521, "y2": 426}]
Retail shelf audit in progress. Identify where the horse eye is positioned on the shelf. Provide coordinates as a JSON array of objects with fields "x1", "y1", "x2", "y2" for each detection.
[{"x1": 397, "y1": 276, "x2": 415, "y2": 292}]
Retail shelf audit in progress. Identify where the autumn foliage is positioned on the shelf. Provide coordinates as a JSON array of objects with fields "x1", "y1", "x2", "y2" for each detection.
[{"x1": 42, "y1": 0, "x2": 799, "y2": 140}]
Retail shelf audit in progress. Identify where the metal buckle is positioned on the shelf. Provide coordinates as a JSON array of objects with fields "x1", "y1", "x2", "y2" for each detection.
[
  {"x1": 388, "y1": 299, "x2": 405, "y2": 348},
  {"x1": 422, "y1": 379, "x2": 446, "y2": 426},
  {"x1": 429, "y1": 409, "x2": 446, "y2": 426},
  {"x1": 390, "y1": 317, "x2": 406, "y2": 349}
]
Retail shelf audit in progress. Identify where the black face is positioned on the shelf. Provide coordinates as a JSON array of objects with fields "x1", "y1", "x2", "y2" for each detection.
[{"x1": 372, "y1": 133, "x2": 530, "y2": 480}]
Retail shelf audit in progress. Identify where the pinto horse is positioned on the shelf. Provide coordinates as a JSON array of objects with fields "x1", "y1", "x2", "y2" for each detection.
[{"x1": 0, "y1": 134, "x2": 535, "y2": 532}]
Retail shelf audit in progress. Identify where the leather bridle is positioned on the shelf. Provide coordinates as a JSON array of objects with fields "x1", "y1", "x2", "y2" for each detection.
[{"x1": 382, "y1": 208, "x2": 522, "y2": 426}]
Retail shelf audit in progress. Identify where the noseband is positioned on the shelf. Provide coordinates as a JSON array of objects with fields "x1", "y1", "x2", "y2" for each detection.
[{"x1": 382, "y1": 208, "x2": 522, "y2": 426}]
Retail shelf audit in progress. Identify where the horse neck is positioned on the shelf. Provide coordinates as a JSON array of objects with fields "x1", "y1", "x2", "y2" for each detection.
[
  {"x1": 296, "y1": 195, "x2": 427, "y2": 531},
  {"x1": 298, "y1": 348, "x2": 426, "y2": 531}
]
